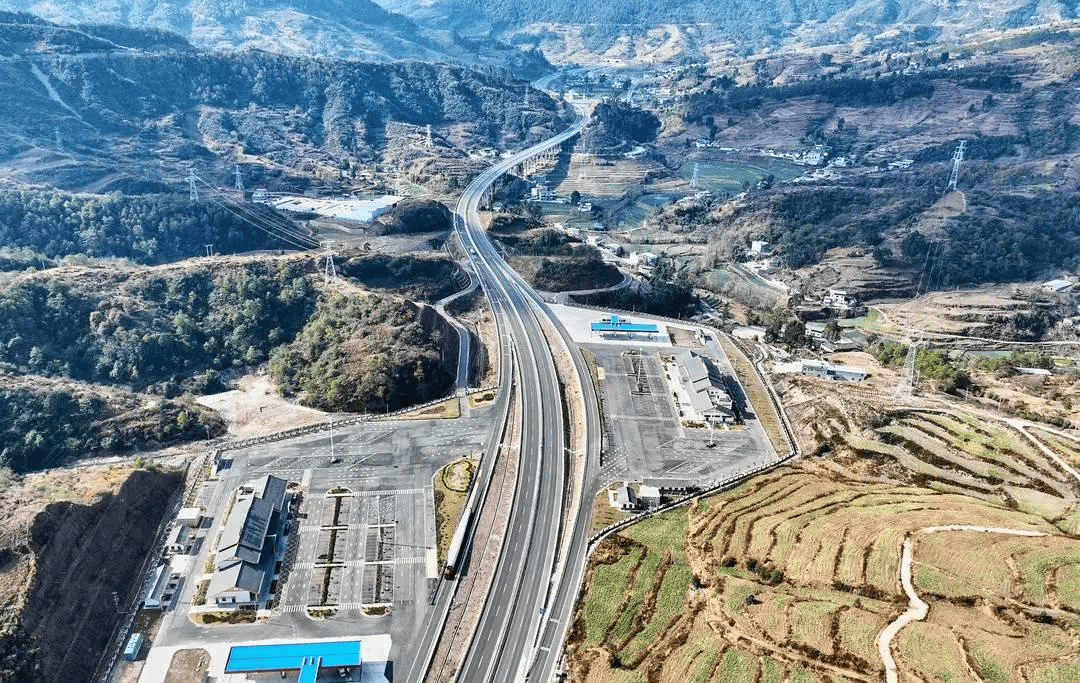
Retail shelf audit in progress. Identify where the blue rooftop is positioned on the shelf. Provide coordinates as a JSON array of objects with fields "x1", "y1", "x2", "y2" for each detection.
[
  {"x1": 591, "y1": 314, "x2": 660, "y2": 333},
  {"x1": 224, "y1": 641, "x2": 362, "y2": 674}
]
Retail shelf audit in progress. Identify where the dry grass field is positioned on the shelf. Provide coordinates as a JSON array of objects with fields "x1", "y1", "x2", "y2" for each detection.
[{"x1": 567, "y1": 468, "x2": 1080, "y2": 682}]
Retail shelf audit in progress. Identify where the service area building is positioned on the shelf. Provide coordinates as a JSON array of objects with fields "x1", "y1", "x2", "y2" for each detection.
[
  {"x1": 208, "y1": 474, "x2": 287, "y2": 608},
  {"x1": 591, "y1": 315, "x2": 661, "y2": 340},
  {"x1": 674, "y1": 351, "x2": 736, "y2": 424},
  {"x1": 224, "y1": 641, "x2": 362, "y2": 683}
]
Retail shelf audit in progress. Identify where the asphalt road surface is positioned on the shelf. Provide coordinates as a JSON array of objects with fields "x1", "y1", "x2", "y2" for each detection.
[{"x1": 451, "y1": 108, "x2": 604, "y2": 683}]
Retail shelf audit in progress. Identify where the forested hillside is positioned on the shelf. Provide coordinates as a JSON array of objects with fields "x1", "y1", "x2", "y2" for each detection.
[
  {"x1": 0, "y1": 262, "x2": 315, "y2": 389},
  {"x1": 270, "y1": 293, "x2": 456, "y2": 412},
  {"x1": 0, "y1": 257, "x2": 460, "y2": 470},
  {"x1": 0, "y1": 382, "x2": 224, "y2": 472},
  {"x1": 0, "y1": 190, "x2": 295, "y2": 265}
]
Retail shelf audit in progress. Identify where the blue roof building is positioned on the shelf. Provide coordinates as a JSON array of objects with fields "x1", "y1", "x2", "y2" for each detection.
[
  {"x1": 224, "y1": 641, "x2": 363, "y2": 680},
  {"x1": 590, "y1": 314, "x2": 660, "y2": 337}
]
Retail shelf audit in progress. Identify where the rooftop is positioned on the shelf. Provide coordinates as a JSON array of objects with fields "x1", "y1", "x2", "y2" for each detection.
[
  {"x1": 207, "y1": 560, "x2": 264, "y2": 599},
  {"x1": 224, "y1": 641, "x2": 363, "y2": 674},
  {"x1": 218, "y1": 475, "x2": 286, "y2": 564},
  {"x1": 591, "y1": 314, "x2": 660, "y2": 334}
]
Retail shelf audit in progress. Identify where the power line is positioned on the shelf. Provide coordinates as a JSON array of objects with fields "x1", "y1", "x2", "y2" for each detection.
[
  {"x1": 194, "y1": 176, "x2": 319, "y2": 248},
  {"x1": 198, "y1": 191, "x2": 317, "y2": 251}
]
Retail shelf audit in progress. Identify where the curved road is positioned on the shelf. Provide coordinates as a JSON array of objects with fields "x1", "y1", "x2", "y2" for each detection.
[{"x1": 452, "y1": 109, "x2": 603, "y2": 683}]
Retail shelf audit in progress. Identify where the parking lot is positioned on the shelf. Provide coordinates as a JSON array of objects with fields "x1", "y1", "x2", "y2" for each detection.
[
  {"x1": 586, "y1": 342, "x2": 773, "y2": 486},
  {"x1": 149, "y1": 406, "x2": 493, "y2": 676}
]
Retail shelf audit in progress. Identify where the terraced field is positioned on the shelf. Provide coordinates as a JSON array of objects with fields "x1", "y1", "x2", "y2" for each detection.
[
  {"x1": 567, "y1": 469, "x2": 1080, "y2": 682},
  {"x1": 805, "y1": 405, "x2": 1080, "y2": 534}
]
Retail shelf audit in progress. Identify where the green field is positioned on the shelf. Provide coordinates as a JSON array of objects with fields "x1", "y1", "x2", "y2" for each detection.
[{"x1": 677, "y1": 157, "x2": 804, "y2": 192}]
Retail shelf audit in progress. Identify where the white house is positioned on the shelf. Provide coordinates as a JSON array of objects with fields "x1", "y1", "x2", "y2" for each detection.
[
  {"x1": 165, "y1": 525, "x2": 188, "y2": 555},
  {"x1": 638, "y1": 485, "x2": 662, "y2": 508},
  {"x1": 207, "y1": 562, "x2": 266, "y2": 607},
  {"x1": 609, "y1": 484, "x2": 638, "y2": 511}
]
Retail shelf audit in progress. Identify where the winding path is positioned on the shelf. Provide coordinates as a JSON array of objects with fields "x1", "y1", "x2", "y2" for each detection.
[{"x1": 878, "y1": 525, "x2": 1047, "y2": 683}]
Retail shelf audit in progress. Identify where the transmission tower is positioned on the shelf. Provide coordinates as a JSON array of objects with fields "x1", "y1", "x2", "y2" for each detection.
[
  {"x1": 892, "y1": 335, "x2": 922, "y2": 402},
  {"x1": 690, "y1": 163, "x2": 700, "y2": 189},
  {"x1": 186, "y1": 171, "x2": 199, "y2": 202},
  {"x1": 426, "y1": 124, "x2": 433, "y2": 150},
  {"x1": 946, "y1": 140, "x2": 966, "y2": 192},
  {"x1": 322, "y1": 241, "x2": 337, "y2": 284},
  {"x1": 234, "y1": 165, "x2": 244, "y2": 191},
  {"x1": 54, "y1": 127, "x2": 62, "y2": 153}
]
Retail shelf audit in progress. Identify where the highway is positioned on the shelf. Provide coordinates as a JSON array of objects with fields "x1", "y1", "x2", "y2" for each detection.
[{"x1": 452, "y1": 108, "x2": 601, "y2": 683}]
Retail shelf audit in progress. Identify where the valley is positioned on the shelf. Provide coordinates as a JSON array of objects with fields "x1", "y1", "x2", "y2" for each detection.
[{"x1": 3, "y1": 2, "x2": 1080, "y2": 682}]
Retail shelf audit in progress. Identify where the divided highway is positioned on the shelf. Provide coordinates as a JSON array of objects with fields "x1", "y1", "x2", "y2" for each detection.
[{"x1": 453, "y1": 110, "x2": 601, "y2": 682}]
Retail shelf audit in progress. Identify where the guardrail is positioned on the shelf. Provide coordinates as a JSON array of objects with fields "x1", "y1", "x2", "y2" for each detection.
[
  {"x1": 213, "y1": 386, "x2": 497, "y2": 453},
  {"x1": 588, "y1": 452, "x2": 797, "y2": 547}
]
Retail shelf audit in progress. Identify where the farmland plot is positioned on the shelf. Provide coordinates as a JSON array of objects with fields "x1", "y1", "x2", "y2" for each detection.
[{"x1": 568, "y1": 469, "x2": 1080, "y2": 682}]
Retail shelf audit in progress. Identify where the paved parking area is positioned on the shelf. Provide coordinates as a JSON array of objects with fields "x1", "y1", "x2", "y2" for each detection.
[
  {"x1": 586, "y1": 343, "x2": 773, "y2": 486},
  {"x1": 149, "y1": 406, "x2": 493, "y2": 678}
]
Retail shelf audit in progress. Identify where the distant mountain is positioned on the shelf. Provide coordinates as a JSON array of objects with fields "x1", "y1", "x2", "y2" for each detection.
[
  {"x1": 382, "y1": 0, "x2": 1080, "y2": 60},
  {"x1": 0, "y1": 13, "x2": 567, "y2": 192},
  {"x1": 0, "y1": 0, "x2": 550, "y2": 73}
]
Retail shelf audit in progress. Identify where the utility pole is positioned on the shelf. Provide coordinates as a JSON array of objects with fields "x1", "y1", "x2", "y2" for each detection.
[
  {"x1": 947, "y1": 140, "x2": 966, "y2": 192},
  {"x1": 186, "y1": 170, "x2": 199, "y2": 202},
  {"x1": 234, "y1": 165, "x2": 244, "y2": 191},
  {"x1": 322, "y1": 241, "x2": 336, "y2": 284},
  {"x1": 328, "y1": 416, "x2": 335, "y2": 461}
]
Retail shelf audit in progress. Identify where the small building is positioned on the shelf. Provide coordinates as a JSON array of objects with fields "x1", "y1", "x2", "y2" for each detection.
[
  {"x1": 165, "y1": 525, "x2": 188, "y2": 555},
  {"x1": 805, "y1": 322, "x2": 827, "y2": 339},
  {"x1": 638, "y1": 485, "x2": 662, "y2": 508},
  {"x1": 750, "y1": 240, "x2": 772, "y2": 256},
  {"x1": 823, "y1": 289, "x2": 854, "y2": 308},
  {"x1": 820, "y1": 338, "x2": 860, "y2": 353},
  {"x1": 591, "y1": 315, "x2": 661, "y2": 339},
  {"x1": 1042, "y1": 279, "x2": 1075, "y2": 294},
  {"x1": 177, "y1": 507, "x2": 203, "y2": 527},
  {"x1": 628, "y1": 251, "x2": 659, "y2": 268},
  {"x1": 609, "y1": 484, "x2": 638, "y2": 511},
  {"x1": 143, "y1": 565, "x2": 180, "y2": 610},
  {"x1": 799, "y1": 360, "x2": 867, "y2": 381},
  {"x1": 208, "y1": 562, "x2": 265, "y2": 607},
  {"x1": 123, "y1": 632, "x2": 145, "y2": 661}
]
